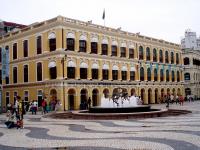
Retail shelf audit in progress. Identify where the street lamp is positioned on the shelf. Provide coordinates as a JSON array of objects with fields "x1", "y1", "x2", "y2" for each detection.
[{"x1": 61, "y1": 54, "x2": 67, "y2": 111}]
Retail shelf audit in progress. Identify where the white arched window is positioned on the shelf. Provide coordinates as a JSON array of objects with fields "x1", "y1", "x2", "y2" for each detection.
[
  {"x1": 92, "y1": 63, "x2": 99, "y2": 69},
  {"x1": 67, "y1": 60, "x2": 76, "y2": 79},
  {"x1": 79, "y1": 34, "x2": 87, "y2": 52},
  {"x1": 48, "y1": 32, "x2": 56, "y2": 51},
  {"x1": 102, "y1": 64, "x2": 109, "y2": 80},
  {"x1": 112, "y1": 65, "x2": 119, "y2": 80},
  {"x1": 92, "y1": 63, "x2": 99, "y2": 79},
  {"x1": 80, "y1": 62, "x2": 88, "y2": 79},
  {"x1": 66, "y1": 32, "x2": 75, "y2": 51},
  {"x1": 67, "y1": 60, "x2": 76, "y2": 67},
  {"x1": 121, "y1": 65, "x2": 127, "y2": 80},
  {"x1": 48, "y1": 61, "x2": 57, "y2": 79},
  {"x1": 102, "y1": 38, "x2": 108, "y2": 55},
  {"x1": 91, "y1": 36, "x2": 98, "y2": 54}
]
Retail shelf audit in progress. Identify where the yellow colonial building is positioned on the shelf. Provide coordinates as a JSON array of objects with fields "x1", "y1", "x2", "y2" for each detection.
[{"x1": 0, "y1": 16, "x2": 185, "y2": 110}]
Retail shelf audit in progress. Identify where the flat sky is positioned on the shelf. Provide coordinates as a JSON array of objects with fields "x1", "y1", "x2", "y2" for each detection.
[{"x1": 1, "y1": 0, "x2": 200, "y2": 44}]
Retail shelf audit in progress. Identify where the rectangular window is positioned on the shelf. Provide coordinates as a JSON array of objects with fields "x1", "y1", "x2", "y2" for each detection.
[
  {"x1": 37, "y1": 36, "x2": 42, "y2": 54},
  {"x1": 120, "y1": 47, "x2": 126, "y2": 57},
  {"x1": 23, "y1": 40, "x2": 28, "y2": 57},
  {"x1": 130, "y1": 71, "x2": 135, "y2": 81},
  {"x1": 37, "y1": 63, "x2": 42, "y2": 81},
  {"x1": 67, "y1": 67, "x2": 75, "y2": 79},
  {"x1": 103, "y1": 70, "x2": 108, "y2": 80},
  {"x1": 129, "y1": 48, "x2": 134, "y2": 58},
  {"x1": 111, "y1": 46, "x2": 117, "y2": 56},
  {"x1": 49, "y1": 38, "x2": 56, "y2": 51},
  {"x1": 24, "y1": 65, "x2": 28, "y2": 82},
  {"x1": 13, "y1": 43, "x2": 17, "y2": 60},
  {"x1": 102, "y1": 44, "x2": 108, "y2": 55},
  {"x1": 6, "y1": 92, "x2": 10, "y2": 106},
  {"x1": 91, "y1": 42, "x2": 98, "y2": 54},
  {"x1": 112, "y1": 70, "x2": 118, "y2": 80},
  {"x1": 6, "y1": 77, "x2": 9, "y2": 84},
  {"x1": 79, "y1": 40, "x2": 87, "y2": 52},
  {"x1": 122, "y1": 71, "x2": 127, "y2": 80},
  {"x1": 92, "y1": 69, "x2": 98, "y2": 79},
  {"x1": 80, "y1": 68, "x2": 87, "y2": 79},
  {"x1": 13, "y1": 67, "x2": 17, "y2": 83},
  {"x1": 67, "y1": 38, "x2": 75, "y2": 51}
]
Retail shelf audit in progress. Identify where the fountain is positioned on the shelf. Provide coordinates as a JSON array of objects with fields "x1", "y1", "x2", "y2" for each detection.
[
  {"x1": 89, "y1": 88, "x2": 151, "y2": 113},
  {"x1": 45, "y1": 87, "x2": 191, "y2": 119}
]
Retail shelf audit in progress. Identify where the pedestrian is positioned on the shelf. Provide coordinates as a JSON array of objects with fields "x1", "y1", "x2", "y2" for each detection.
[
  {"x1": 179, "y1": 95, "x2": 184, "y2": 106},
  {"x1": 165, "y1": 95, "x2": 169, "y2": 108},
  {"x1": 4, "y1": 110, "x2": 20, "y2": 129},
  {"x1": 31, "y1": 100, "x2": 37, "y2": 115},
  {"x1": 55, "y1": 100, "x2": 62, "y2": 112},
  {"x1": 88, "y1": 97, "x2": 92, "y2": 108},
  {"x1": 41, "y1": 97, "x2": 47, "y2": 114},
  {"x1": 176, "y1": 95, "x2": 179, "y2": 104},
  {"x1": 16, "y1": 96, "x2": 24, "y2": 129}
]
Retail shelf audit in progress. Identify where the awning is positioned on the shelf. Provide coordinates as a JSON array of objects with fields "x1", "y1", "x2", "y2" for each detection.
[
  {"x1": 129, "y1": 44, "x2": 134, "y2": 48},
  {"x1": 48, "y1": 61, "x2": 56, "y2": 68},
  {"x1": 67, "y1": 32, "x2": 75, "y2": 39},
  {"x1": 92, "y1": 63, "x2": 99, "y2": 69},
  {"x1": 130, "y1": 67, "x2": 136, "y2": 71},
  {"x1": 121, "y1": 66, "x2": 127, "y2": 71},
  {"x1": 121, "y1": 43, "x2": 126, "y2": 47},
  {"x1": 80, "y1": 34, "x2": 87, "y2": 41},
  {"x1": 48, "y1": 32, "x2": 56, "y2": 39},
  {"x1": 91, "y1": 36, "x2": 98, "y2": 43},
  {"x1": 112, "y1": 41, "x2": 118, "y2": 46},
  {"x1": 67, "y1": 61, "x2": 76, "y2": 67},
  {"x1": 102, "y1": 64, "x2": 109, "y2": 70},
  {"x1": 112, "y1": 65, "x2": 119, "y2": 71},
  {"x1": 80, "y1": 62, "x2": 88, "y2": 68},
  {"x1": 102, "y1": 38, "x2": 108, "y2": 44}
]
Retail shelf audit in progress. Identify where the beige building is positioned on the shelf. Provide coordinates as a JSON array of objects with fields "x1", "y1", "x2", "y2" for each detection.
[{"x1": 0, "y1": 16, "x2": 185, "y2": 110}]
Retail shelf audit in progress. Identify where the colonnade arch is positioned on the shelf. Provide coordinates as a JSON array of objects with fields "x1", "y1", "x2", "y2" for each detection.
[{"x1": 63, "y1": 86, "x2": 184, "y2": 110}]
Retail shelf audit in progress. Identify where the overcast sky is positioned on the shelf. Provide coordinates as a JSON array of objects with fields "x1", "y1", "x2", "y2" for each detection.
[{"x1": 1, "y1": 0, "x2": 200, "y2": 44}]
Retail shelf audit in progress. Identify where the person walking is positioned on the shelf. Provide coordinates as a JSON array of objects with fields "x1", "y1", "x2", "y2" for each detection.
[
  {"x1": 41, "y1": 98, "x2": 47, "y2": 114},
  {"x1": 87, "y1": 97, "x2": 92, "y2": 108},
  {"x1": 16, "y1": 96, "x2": 24, "y2": 129},
  {"x1": 179, "y1": 95, "x2": 184, "y2": 106}
]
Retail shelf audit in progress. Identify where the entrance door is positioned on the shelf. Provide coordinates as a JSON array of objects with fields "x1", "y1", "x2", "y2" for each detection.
[{"x1": 68, "y1": 95, "x2": 74, "y2": 110}]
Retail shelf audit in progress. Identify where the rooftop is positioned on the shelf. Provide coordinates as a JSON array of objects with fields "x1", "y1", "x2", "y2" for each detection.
[{"x1": 0, "y1": 16, "x2": 180, "y2": 48}]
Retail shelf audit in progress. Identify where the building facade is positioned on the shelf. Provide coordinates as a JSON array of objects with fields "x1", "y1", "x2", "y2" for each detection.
[
  {"x1": 0, "y1": 19, "x2": 26, "y2": 37},
  {"x1": 183, "y1": 49, "x2": 200, "y2": 99},
  {"x1": 0, "y1": 16, "x2": 184, "y2": 110},
  {"x1": 181, "y1": 29, "x2": 200, "y2": 50}
]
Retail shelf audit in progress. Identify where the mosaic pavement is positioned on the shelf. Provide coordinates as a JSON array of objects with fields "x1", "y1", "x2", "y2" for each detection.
[{"x1": 0, "y1": 101, "x2": 200, "y2": 150}]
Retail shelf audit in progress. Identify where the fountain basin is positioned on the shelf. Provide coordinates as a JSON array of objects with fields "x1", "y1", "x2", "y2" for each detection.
[{"x1": 89, "y1": 105, "x2": 151, "y2": 113}]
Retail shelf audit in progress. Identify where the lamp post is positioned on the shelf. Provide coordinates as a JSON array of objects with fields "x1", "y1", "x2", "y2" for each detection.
[{"x1": 61, "y1": 54, "x2": 67, "y2": 111}]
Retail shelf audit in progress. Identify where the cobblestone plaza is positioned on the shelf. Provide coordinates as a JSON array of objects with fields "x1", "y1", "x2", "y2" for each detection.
[{"x1": 0, "y1": 101, "x2": 200, "y2": 150}]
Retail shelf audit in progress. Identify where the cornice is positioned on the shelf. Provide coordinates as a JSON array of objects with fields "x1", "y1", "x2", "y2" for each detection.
[{"x1": 0, "y1": 16, "x2": 180, "y2": 50}]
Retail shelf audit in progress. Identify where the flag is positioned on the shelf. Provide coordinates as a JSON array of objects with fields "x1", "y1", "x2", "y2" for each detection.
[
  {"x1": 102, "y1": 9, "x2": 105, "y2": 20},
  {"x1": 162, "y1": 64, "x2": 164, "y2": 70},
  {"x1": 156, "y1": 63, "x2": 159, "y2": 70},
  {"x1": 168, "y1": 64, "x2": 171, "y2": 71},
  {"x1": 150, "y1": 63, "x2": 152, "y2": 71},
  {"x1": 1, "y1": 47, "x2": 9, "y2": 79}
]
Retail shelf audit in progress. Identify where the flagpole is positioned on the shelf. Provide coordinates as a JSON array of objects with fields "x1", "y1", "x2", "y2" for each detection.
[{"x1": 102, "y1": 8, "x2": 105, "y2": 27}]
